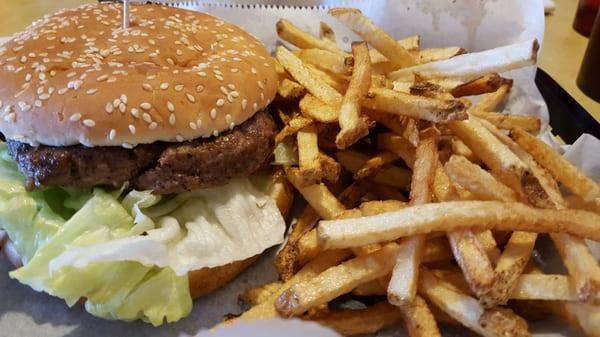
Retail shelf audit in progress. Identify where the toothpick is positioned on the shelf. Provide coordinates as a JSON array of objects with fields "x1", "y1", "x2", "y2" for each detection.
[{"x1": 123, "y1": 0, "x2": 130, "y2": 30}]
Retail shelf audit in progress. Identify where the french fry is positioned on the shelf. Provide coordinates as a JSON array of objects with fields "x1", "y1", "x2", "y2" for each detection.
[
  {"x1": 449, "y1": 137, "x2": 479, "y2": 163},
  {"x1": 450, "y1": 73, "x2": 504, "y2": 97},
  {"x1": 377, "y1": 133, "x2": 417, "y2": 169},
  {"x1": 448, "y1": 117, "x2": 529, "y2": 192},
  {"x1": 370, "y1": 35, "x2": 421, "y2": 64},
  {"x1": 416, "y1": 46, "x2": 465, "y2": 64},
  {"x1": 299, "y1": 94, "x2": 339, "y2": 123},
  {"x1": 470, "y1": 111, "x2": 541, "y2": 134},
  {"x1": 286, "y1": 167, "x2": 346, "y2": 220},
  {"x1": 319, "y1": 21, "x2": 337, "y2": 43},
  {"x1": 276, "y1": 19, "x2": 348, "y2": 57},
  {"x1": 445, "y1": 155, "x2": 517, "y2": 202},
  {"x1": 475, "y1": 230, "x2": 501, "y2": 264},
  {"x1": 298, "y1": 48, "x2": 350, "y2": 76},
  {"x1": 239, "y1": 282, "x2": 283, "y2": 306},
  {"x1": 364, "y1": 88, "x2": 468, "y2": 123},
  {"x1": 275, "y1": 243, "x2": 401, "y2": 317},
  {"x1": 329, "y1": 8, "x2": 417, "y2": 68},
  {"x1": 510, "y1": 274, "x2": 599, "y2": 301},
  {"x1": 297, "y1": 124, "x2": 323, "y2": 185},
  {"x1": 388, "y1": 39, "x2": 539, "y2": 82},
  {"x1": 276, "y1": 46, "x2": 343, "y2": 106},
  {"x1": 510, "y1": 127, "x2": 600, "y2": 202},
  {"x1": 562, "y1": 302, "x2": 600, "y2": 337},
  {"x1": 275, "y1": 206, "x2": 320, "y2": 280},
  {"x1": 471, "y1": 81, "x2": 513, "y2": 113},
  {"x1": 235, "y1": 249, "x2": 351, "y2": 321},
  {"x1": 277, "y1": 78, "x2": 306, "y2": 101},
  {"x1": 410, "y1": 81, "x2": 455, "y2": 100},
  {"x1": 318, "y1": 200, "x2": 600, "y2": 249},
  {"x1": 354, "y1": 151, "x2": 399, "y2": 180},
  {"x1": 275, "y1": 114, "x2": 313, "y2": 144},
  {"x1": 388, "y1": 127, "x2": 440, "y2": 305},
  {"x1": 336, "y1": 150, "x2": 412, "y2": 190},
  {"x1": 297, "y1": 229, "x2": 321, "y2": 267},
  {"x1": 336, "y1": 42, "x2": 372, "y2": 149},
  {"x1": 399, "y1": 295, "x2": 442, "y2": 337},
  {"x1": 368, "y1": 111, "x2": 419, "y2": 147},
  {"x1": 311, "y1": 302, "x2": 403, "y2": 336},
  {"x1": 337, "y1": 180, "x2": 371, "y2": 208},
  {"x1": 305, "y1": 63, "x2": 349, "y2": 93}
]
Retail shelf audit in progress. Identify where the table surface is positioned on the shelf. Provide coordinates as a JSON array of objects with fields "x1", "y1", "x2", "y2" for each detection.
[{"x1": 1, "y1": 0, "x2": 599, "y2": 122}]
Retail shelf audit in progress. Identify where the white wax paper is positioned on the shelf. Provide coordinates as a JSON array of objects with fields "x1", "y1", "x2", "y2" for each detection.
[{"x1": 1, "y1": 1, "x2": 598, "y2": 336}]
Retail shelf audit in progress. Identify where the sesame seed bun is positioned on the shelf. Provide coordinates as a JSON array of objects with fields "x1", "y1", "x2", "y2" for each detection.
[{"x1": 0, "y1": 3, "x2": 277, "y2": 148}]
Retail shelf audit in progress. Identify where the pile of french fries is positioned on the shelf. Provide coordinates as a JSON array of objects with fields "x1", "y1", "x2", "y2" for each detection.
[{"x1": 233, "y1": 8, "x2": 600, "y2": 337}]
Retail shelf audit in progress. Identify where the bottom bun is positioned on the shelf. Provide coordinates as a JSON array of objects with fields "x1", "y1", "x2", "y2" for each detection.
[{"x1": 1, "y1": 168, "x2": 293, "y2": 301}]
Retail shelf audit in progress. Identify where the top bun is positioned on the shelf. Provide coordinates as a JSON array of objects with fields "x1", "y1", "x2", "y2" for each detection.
[{"x1": 0, "y1": 3, "x2": 277, "y2": 148}]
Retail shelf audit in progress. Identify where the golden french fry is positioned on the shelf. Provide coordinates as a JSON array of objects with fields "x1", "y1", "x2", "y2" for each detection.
[
  {"x1": 410, "y1": 81, "x2": 455, "y2": 100},
  {"x1": 399, "y1": 295, "x2": 442, "y2": 337},
  {"x1": 298, "y1": 48, "x2": 350, "y2": 76},
  {"x1": 510, "y1": 127, "x2": 600, "y2": 202},
  {"x1": 472, "y1": 81, "x2": 513, "y2": 113},
  {"x1": 297, "y1": 124, "x2": 323, "y2": 186},
  {"x1": 336, "y1": 150, "x2": 412, "y2": 190},
  {"x1": 363, "y1": 88, "x2": 468, "y2": 123},
  {"x1": 448, "y1": 137, "x2": 479, "y2": 163},
  {"x1": 450, "y1": 73, "x2": 504, "y2": 97},
  {"x1": 562, "y1": 302, "x2": 600, "y2": 337},
  {"x1": 329, "y1": 8, "x2": 417, "y2": 68},
  {"x1": 419, "y1": 268, "x2": 530, "y2": 337},
  {"x1": 354, "y1": 151, "x2": 399, "y2": 180},
  {"x1": 416, "y1": 46, "x2": 465, "y2": 64},
  {"x1": 239, "y1": 282, "x2": 283, "y2": 306},
  {"x1": 311, "y1": 302, "x2": 403, "y2": 336},
  {"x1": 318, "y1": 200, "x2": 600, "y2": 249},
  {"x1": 235, "y1": 249, "x2": 351, "y2": 321},
  {"x1": 276, "y1": 243, "x2": 401, "y2": 317},
  {"x1": 286, "y1": 167, "x2": 346, "y2": 220},
  {"x1": 370, "y1": 35, "x2": 421, "y2": 64},
  {"x1": 275, "y1": 206, "x2": 320, "y2": 280},
  {"x1": 337, "y1": 180, "x2": 371, "y2": 208},
  {"x1": 275, "y1": 114, "x2": 313, "y2": 144},
  {"x1": 276, "y1": 46, "x2": 343, "y2": 106},
  {"x1": 368, "y1": 111, "x2": 419, "y2": 147},
  {"x1": 336, "y1": 42, "x2": 372, "y2": 149},
  {"x1": 388, "y1": 128, "x2": 439, "y2": 306},
  {"x1": 445, "y1": 155, "x2": 517, "y2": 202},
  {"x1": 305, "y1": 63, "x2": 349, "y2": 93},
  {"x1": 299, "y1": 94, "x2": 339, "y2": 123},
  {"x1": 510, "y1": 274, "x2": 600, "y2": 301},
  {"x1": 388, "y1": 39, "x2": 539, "y2": 82},
  {"x1": 469, "y1": 111, "x2": 541, "y2": 134},
  {"x1": 297, "y1": 229, "x2": 321, "y2": 267},
  {"x1": 276, "y1": 19, "x2": 348, "y2": 56},
  {"x1": 319, "y1": 21, "x2": 337, "y2": 43},
  {"x1": 277, "y1": 78, "x2": 306, "y2": 101}
]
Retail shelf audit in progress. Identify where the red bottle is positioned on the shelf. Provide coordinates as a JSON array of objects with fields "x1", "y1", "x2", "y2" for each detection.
[{"x1": 573, "y1": 0, "x2": 600, "y2": 37}]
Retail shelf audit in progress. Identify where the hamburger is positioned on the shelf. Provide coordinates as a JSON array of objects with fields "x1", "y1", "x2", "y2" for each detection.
[{"x1": 0, "y1": 3, "x2": 291, "y2": 325}]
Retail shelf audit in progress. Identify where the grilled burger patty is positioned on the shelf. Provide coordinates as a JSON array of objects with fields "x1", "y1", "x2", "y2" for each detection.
[{"x1": 7, "y1": 110, "x2": 276, "y2": 194}]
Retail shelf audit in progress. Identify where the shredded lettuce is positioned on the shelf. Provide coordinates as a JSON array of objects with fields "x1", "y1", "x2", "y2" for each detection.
[{"x1": 0, "y1": 143, "x2": 285, "y2": 325}]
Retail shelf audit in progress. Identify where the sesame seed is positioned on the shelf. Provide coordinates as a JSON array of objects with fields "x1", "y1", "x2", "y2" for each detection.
[
  {"x1": 160, "y1": 82, "x2": 169, "y2": 90},
  {"x1": 105, "y1": 102, "x2": 113, "y2": 113},
  {"x1": 67, "y1": 72, "x2": 77, "y2": 78},
  {"x1": 39, "y1": 93, "x2": 50, "y2": 100},
  {"x1": 215, "y1": 74, "x2": 224, "y2": 81},
  {"x1": 186, "y1": 93, "x2": 195, "y2": 103},
  {"x1": 25, "y1": 73, "x2": 32, "y2": 82},
  {"x1": 86, "y1": 88, "x2": 98, "y2": 95},
  {"x1": 20, "y1": 56, "x2": 27, "y2": 63},
  {"x1": 213, "y1": 130, "x2": 219, "y2": 137},
  {"x1": 83, "y1": 119, "x2": 96, "y2": 127},
  {"x1": 130, "y1": 108, "x2": 140, "y2": 118},
  {"x1": 129, "y1": 124, "x2": 136, "y2": 134},
  {"x1": 230, "y1": 91, "x2": 239, "y2": 98},
  {"x1": 17, "y1": 101, "x2": 30, "y2": 112},
  {"x1": 216, "y1": 99, "x2": 225, "y2": 107},
  {"x1": 58, "y1": 88, "x2": 68, "y2": 95},
  {"x1": 142, "y1": 113, "x2": 152, "y2": 123},
  {"x1": 140, "y1": 102, "x2": 152, "y2": 110},
  {"x1": 113, "y1": 99, "x2": 121, "y2": 108},
  {"x1": 229, "y1": 122, "x2": 236, "y2": 129},
  {"x1": 260, "y1": 92, "x2": 265, "y2": 101},
  {"x1": 242, "y1": 99, "x2": 247, "y2": 110},
  {"x1": 169, "y1": 113, "x2": 176, "y2": 125},
  {"x1": 176, "y1": 49, "x2": 183, "y2": 56},
  {"x1": 253, "y1": 103, "x2": 258, "y2": 110},
  {"x1": 69, "y1": 113, "x2": 81, "y2": 122},
  {"x1": 167, "y1": 58, "x2": 175, "y2": 65},
  {"x1": 142, "y1": 83, "x2": 153, "y2": 91},
  {"x1": 225, "y1": 114, "x2": 232, "y2": 123},
  {"x1": 39, "y1": 73, "x2": 47, "y2": 81},
  {"x1": 34, "y1": 100, "x2": 42, "y2": 108},
  {"x1": 210, "y1": 108, "x2": 217, "y2": 119},
  {"x1": 119, "y1": 103, "x2": 126, "y2": 113},
  {"x1": 107, "y1": 76, "x2": 117, "y2": 83},
  {"x1": 97, "y1": 74, "x2": 108, "y2": 81},
  {"x1": 109, "y1": 129, "x2": 116, "y2": 140},
  {"x1": 175, "y1": 84, "x2": 184, "y2": 92},
  {"x1": 220, "y1": 86, "x2": 228, "y2": 95},
  {"x1": 176, "y1": 135, "x2": 184, "y2": 142},
  {"x1": 257, "y1": 81, "x2": 264, "y2": 89},
  {"x1": 264, "y1": 63, "x2": 270, "y2": 67},
  {"x1": 189, "y1": 122, "x2": 197, "y2": 130},
  {"x1": 120, "y1": 94, "x2": 127, "y2": 104},
  {"x1": 122, "y1": 143, "x2": 133, "y2": 149},
  {"x1": 167, "y1": 101, "x2": 175, "y2": 112},
  {"x1": 196, "y1": 84, "x2": 204, "y2": 92},
  {"x1": 227, "y1": 84, "x2": 236, "y2": 90},
  {"x1": 149, "y1": 122, "x2": 158, "y2": 130},
  {"x1": 251, "y1": 67, "x2": 257, "y2": 74},
  {"x1": 147, "y1": 75, "x2": 157, "y2": 80},
  {"x1": 196, "y1": 119, "x2": 202, "y2": 128}
]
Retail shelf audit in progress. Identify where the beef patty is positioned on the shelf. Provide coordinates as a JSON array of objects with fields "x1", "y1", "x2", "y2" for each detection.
[{"x1": 6, "y1": 110, "x2": 276, "y2": 194}]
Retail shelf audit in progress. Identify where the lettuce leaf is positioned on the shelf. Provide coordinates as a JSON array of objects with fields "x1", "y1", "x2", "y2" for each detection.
[{"x1": 0, "y1": 143, "x2": 285, "y2": 325}]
